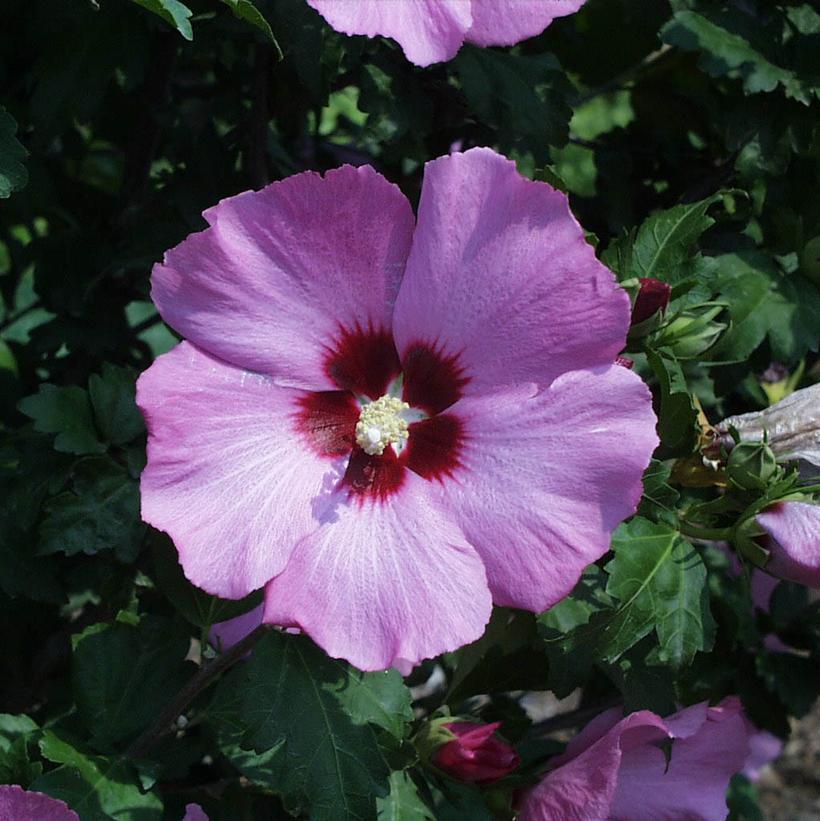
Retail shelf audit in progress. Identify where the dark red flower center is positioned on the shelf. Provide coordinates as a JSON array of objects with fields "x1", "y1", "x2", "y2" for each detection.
[{"x1": 295, "y1": 324, "x2": 468, "y2": 501}]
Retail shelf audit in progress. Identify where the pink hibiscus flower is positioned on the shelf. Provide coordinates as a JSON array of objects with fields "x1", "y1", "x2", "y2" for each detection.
[
  {"x1": 518, "y1": 698, "x2": 752, "y2": 821},
  {"x1": 756, "y1": 501, "x2": 820, "y2": 587},
  {"x1": 137, "y1": 147, "x2": 658, "y2": 671},
  {"x1": 0, "y1": 785, "x2": 79, "y2": 821},
  {"x1": 305, "y1": 0, "x2": 586, "y2": 67}
]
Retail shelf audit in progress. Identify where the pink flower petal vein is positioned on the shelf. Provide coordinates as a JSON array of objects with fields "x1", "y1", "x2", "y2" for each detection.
[{"x1": 137, "y1": 147, "x2": 658, "y2": 671}]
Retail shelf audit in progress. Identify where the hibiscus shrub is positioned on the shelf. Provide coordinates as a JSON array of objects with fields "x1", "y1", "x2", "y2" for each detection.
[{"x1": 1, "y1": 1, "x2": 819, "y2": 819}]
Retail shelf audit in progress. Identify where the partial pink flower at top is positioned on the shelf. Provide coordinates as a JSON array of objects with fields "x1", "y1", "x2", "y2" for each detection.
[
  {"x1": 433, "y1": 722, "x2": 520, "y2": 784},
  {"x1": 518, "y1": 698, "x2": 751, "y2": 821},
  {"x1": 304, "y1": 0, "x2": 586, "y2": 67},
  {"x1": 0, "y1": 785, "x2": 79, "y2": 821},
  {"x1": 137, "y1": 147, "x2": 658, "y2": 671},
  {"x1": 756, "y1": 501, "x2": 820, "y2": 588}
]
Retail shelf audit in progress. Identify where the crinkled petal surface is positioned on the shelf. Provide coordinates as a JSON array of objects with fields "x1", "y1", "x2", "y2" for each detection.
[
  {"x1": 517, "y1": 710, "x2": 671, "y2": 821},
  {"x1": 305, "y1": 0, "x2": 472, "y2": 67},
  {"x1": 433, "y1": 366, "x2": 657, "y2": 611},
  {"x1": 520, "y1": 699, "x2": 749, "y2": 821},
  {"x1": 0, "y1": 785, "x2": 79, "y2": 821},
  {"x1": 151, "y1": 165, "x2": 414, "y2": 391},
  {"x1": 757, "y1": 501, "x2": 820, "y2": 587},
  {"x1": 263, "y1": 471, "x2": 492, "y2": 671},
  {"x1": 611, "y1": 698, "x2": 749, "y2": 820},
  {"x1": 466, "y1": 0, "x2": 586, "y2": 46},
  {"x1": 138, "y1": 342, "x2": 349, "y2": 599},
  {"x1": 393, "y1": 149, "x2": 630, "y2": 397}
]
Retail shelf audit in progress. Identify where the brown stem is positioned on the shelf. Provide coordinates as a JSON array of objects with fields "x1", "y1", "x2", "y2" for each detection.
[{"x1": 125, "y1": 624, "x2": 270, "y2": 759}]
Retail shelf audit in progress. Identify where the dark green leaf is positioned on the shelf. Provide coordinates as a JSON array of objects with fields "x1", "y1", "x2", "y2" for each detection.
[
  {"x1": 39, "y1": 457, "x2": 144, "y2": 561},
  {"x1": 71, "y1": 615, "x2": 193, "y2": 750},
  {"x1": 211, "y1": 632, "x2": 412, "y2": 821},
  {"x1": 18, "y1": 385, "x2": 104, "y2": 456},
  {"x1": 32, "y1": 730, "x2": 163, "y2": 820},
  {"x1": 88, "y1": 364, "x2": 145, "y2": 447},
  {"x1": 646, "y1": 348, "x2": 698, "y2": 453},
  {"x1": 130, "y1": 0, "x2": 193, "y2": 40},
  {"x1": 0, "y1": 714, "x2": 41, "y2": 785},
  {"x1": 0, "y1": 106, "x2": 27, "y2": 198},
  {"x1": 376, "y1": 771, "x2": 434, "y2": 821},
  {"x1": 220, "y1": 0, "x2": 283, "y2": 56},
  {"x1": 455, "y1": 48, "x2": 572, "y2": 163},
  {"x1": 628, "y1": 195, "x2": 721, "y2": 284},
  {"x1": 603, "y1": 518, "x2": 715, "y2": 668}
]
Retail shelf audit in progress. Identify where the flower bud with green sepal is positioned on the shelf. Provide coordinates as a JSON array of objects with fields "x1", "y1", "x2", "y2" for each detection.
[
  {"x1": 726, "y1": 440, "x2": 779, "y2": 491},
  {"x1": 653, "y1": 302, "x2": 728, "y2": 359}
]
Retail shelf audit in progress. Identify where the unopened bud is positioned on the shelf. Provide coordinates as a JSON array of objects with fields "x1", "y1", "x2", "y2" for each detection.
[
  {"x1": 420, "y1": 719, "x2": 519, "y2": 785},
  {"x1": 655, "y1": 303, "x2": 727, "y2": 358},
  {"x1": 726, "y1": 440, "x2": 778, "y2": 491},
  {"x1": 631, "y1": 277, "x2": 672, "y2": 329}
]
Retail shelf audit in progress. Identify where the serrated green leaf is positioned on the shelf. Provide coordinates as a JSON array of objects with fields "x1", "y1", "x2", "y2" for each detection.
[
  {"x1": 662, "y1": 10, "x2": 813, "y2": 103},
  {"x1": 601, "y1": 518, "x2": 715, "y2": 668},
  {"x1": 628, "y1": 195, "x2": 721, "y2": 284},
  {"x1": 72, "y1": 616, "x2": 193, "y2": 752},
  {"x1": 88, "y1": 364, "x2": 144, "y2": 447},
  {"x1": 0, "y1": 107, "x2": 28, "y2": 198},
  {"x1": 639, "y1": 459, "x2": 681, "y2": 525},
  {"x1": 32, "y1": 730, "x2": 163, "y2": 820},
  {"x1": 220, "y1": 0, "x2": 282, "y2": 56},
  {"x1": 18, "y1": 385, "x2": 105, "y2": 456},
  {"x1": 377, "y1": 771, "x2": 434, "y2": 821},
  {"x1": 210, "y1": 632, "x2": 412, "y2": 821},
  {"x1": 646, "y1": 348, "x2": 698, "y2": 454},
  {"x1": 39, "y1": 457, "x2": 144, "y2": 561},
  {"x1": 130, "y1": 0, "x2": 193, "y2": 40}
]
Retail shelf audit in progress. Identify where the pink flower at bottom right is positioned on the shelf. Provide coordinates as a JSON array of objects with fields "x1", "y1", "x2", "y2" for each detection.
[{"x1": 518, "y1": 697, "x2": 772, "y2": 821}]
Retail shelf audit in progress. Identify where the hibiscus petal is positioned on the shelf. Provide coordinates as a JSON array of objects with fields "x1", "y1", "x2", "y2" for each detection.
[
  {"x1": 517, "y1": 711, "x2": 671, "y2": 821},
  {"x1": 151, "y1": 165, "x2": 414, "y2": 391},
  {"x1": 466, "y1": 0, "x2": 586, "y2": 47},
  {"x1": 263, "y1": 472, "x2": 492, "y2": 671},
  {"x1": 0, "y1": 785, "x2": 79, "y2": 821},
  {"x1": 432, "y1": 366, "x2": 657, "y2": 611},
  {"x1": 138, "y1": 342, "x2": 350, "y2": 599},
  {"x1": 305, "y1": 0, "x2": 472, "y2": 67},
  {"x1": 393, "y1": 148, "x2": 629, "y2": 397},
  {"x1": 611, "y1": 698, "x2": 750, "y2": 820},
  {"x1": 756, "y1": 501, "x2": 820, "y2": 587}
]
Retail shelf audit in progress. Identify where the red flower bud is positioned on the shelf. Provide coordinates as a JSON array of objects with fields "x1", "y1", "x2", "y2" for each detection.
[
  {"x1": 631, "y1": 277, "x2": 672, "y2": 326},
  {"x1": 433, "y1": 722, "x2": 520, "y2": 784}
]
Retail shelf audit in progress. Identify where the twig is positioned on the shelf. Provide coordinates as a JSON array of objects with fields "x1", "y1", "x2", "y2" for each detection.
[
  {"x1": 575, "y1": 45, "x2": 674, "y2": 106},
  {"x1": 126, "y1": 624, "x2": 270, "y2": 759}
]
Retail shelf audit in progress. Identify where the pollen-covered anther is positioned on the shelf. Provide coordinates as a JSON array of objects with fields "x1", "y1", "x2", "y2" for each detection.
[{"x1": 355, "y1": 395, "x2": 411, "y2": 455}]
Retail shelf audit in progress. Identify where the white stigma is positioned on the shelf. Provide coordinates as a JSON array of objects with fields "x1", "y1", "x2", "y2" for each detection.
[{"x1": 356, "y1": 395, "x2": 410, "y2": 456}]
